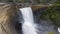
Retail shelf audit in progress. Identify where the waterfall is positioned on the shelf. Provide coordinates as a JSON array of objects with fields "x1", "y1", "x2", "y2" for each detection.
[
  {"x1": 58, "y1": 27, "x2": 60, "y2": 33},
  {"x1": 20, "y1": 7, "x2": 37, "y2": 34}
]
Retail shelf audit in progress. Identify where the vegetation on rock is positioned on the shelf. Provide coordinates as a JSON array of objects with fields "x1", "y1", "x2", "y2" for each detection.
[{"x1": 40, "y1": 3, "x2": 60, "y2": 27}]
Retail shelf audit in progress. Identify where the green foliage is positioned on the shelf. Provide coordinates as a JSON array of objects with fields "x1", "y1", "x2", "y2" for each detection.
[
  {"x1": 8, "y1": 0, "x2": 13, "y2": 2},
  {"x1": 48, "y1": 32, "x2": 54, "y2": 34},
  {"x1": 40, "y1": 0, "x2": 47, "y2": 4},
  {"x1": 15, "y1": 0, "x2": 27, "y2": 3},
  {"x1": 40, "y1": 4, "x2": 60, "y2": 27},
  {"x1": 33, "y1": 0, "x2": 40, "y2": 4},
  {"x1": 15, "y1": 0, "x2": 20, "y2": 2},
  {"x1": 55, "y1": 0, "x2": 60, "y2": 3}
]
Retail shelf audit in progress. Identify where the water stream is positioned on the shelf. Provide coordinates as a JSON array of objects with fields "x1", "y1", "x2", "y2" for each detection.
[
  {"x1": 20, "y1": 7, "x2": 37, "y2": 34},
  {"x1": 19, "y1": 7, "x2": 59, "y2": 34}
]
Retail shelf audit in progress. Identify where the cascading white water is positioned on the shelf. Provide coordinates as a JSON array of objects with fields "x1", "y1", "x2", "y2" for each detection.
[
  {"x1": 20, "y1": 7, "x2": 37, "y2": 34},
  {"x1": 58, "y1": 27, "x2": 60, "y2": 33}
]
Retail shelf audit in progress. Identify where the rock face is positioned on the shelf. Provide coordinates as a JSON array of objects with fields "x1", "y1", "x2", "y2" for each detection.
[
  {"x1": 0, "y1": 3, "x2": 59, "y2": 34},
  {"x1": 31, "y1": 5, "x2": 48, "y2": 11},
  {"x1": 33, "y1": 7, "x2": 59, "y2": 34},
  {"x1": 35, "y1": 20, "x2": 59, "y2": 34},
  {"x1": 0, "y1": 4, "x2": 19, "y2": 34}
]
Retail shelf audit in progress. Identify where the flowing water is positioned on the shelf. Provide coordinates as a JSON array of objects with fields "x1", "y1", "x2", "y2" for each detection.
[
  {"x1": 20, "y1": 7, "x2": 37, "y2": 34},
  {"x1": 19, "y1": 7, "x2": 59, "y2": 34},
  {"x1": 58, "y1": 27, "x2": 60, "y2": 33}
]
